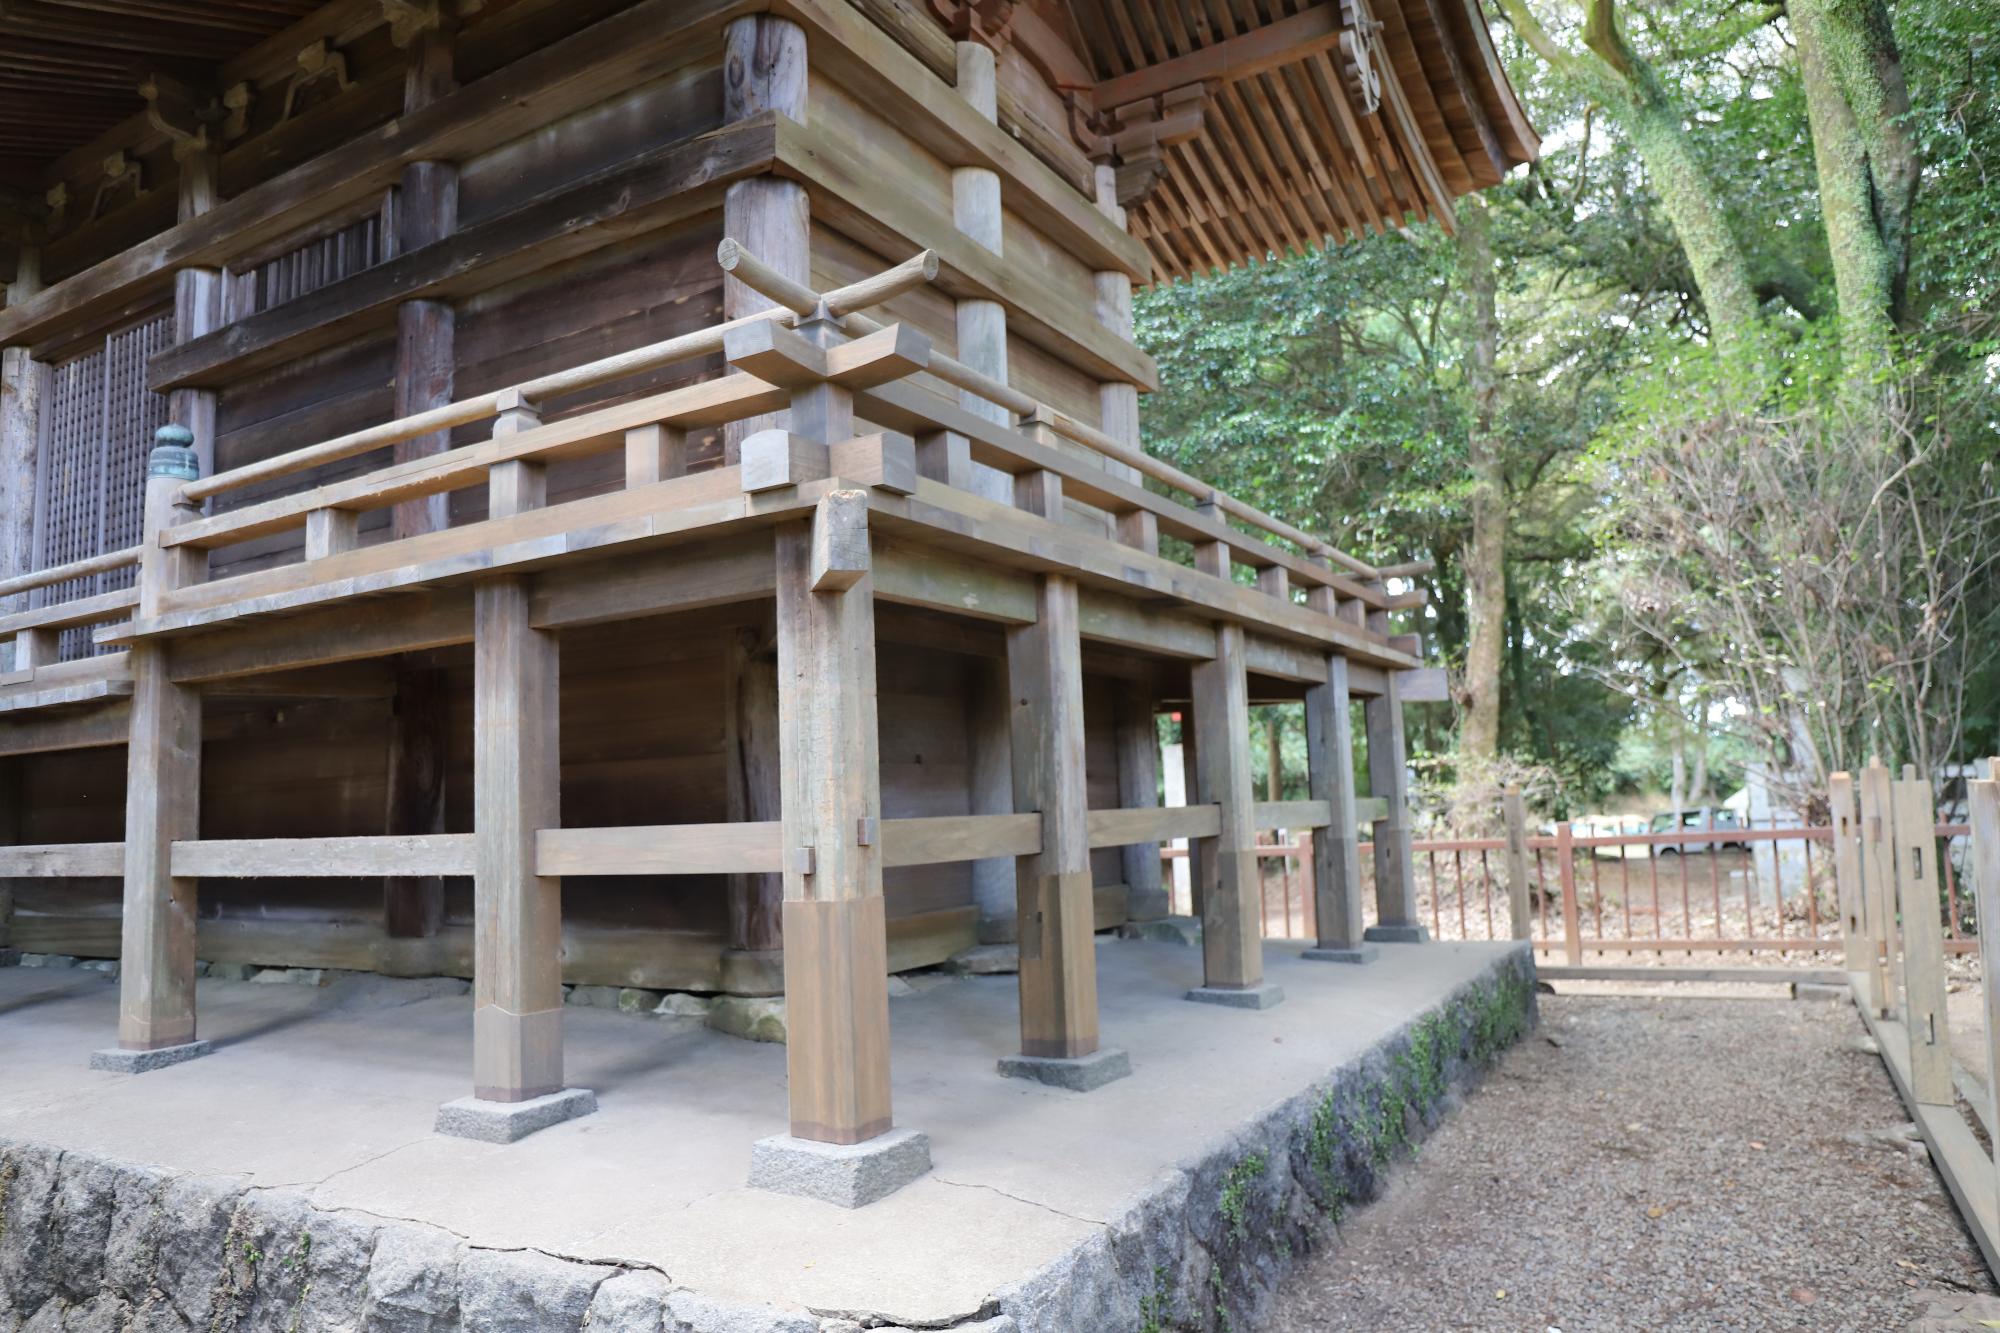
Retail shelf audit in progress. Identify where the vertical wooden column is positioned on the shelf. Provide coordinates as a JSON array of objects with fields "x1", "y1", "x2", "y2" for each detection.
[
  {"x1": 1004, "y1": 566, "x2": 1121, "y2": 1075},
  {"x1": 1891, "y1": 774, "x2": 1952, "y2": 1106},
  {"x1": 1187, "y1": 623, "x2": 1281, "y2": 1007},
  {"x1": 1, "y1": 246, "x2": 42, "y2": 671},
  {"x1": 464, "y1": 398, "x2": 581, "y2": 1120},
  {"x1": 1302, "y1": 652, "x2": 1371, "y2": 961},
  {"x1": 1829, "y1": 771, "x2": 1865, "y2": 975},
  {"x1": 1113, "y1": 680, "x2": 1167, "y2": 921},
  {"x1": 1362, "y1": 671, "x2": 1424, "y2": 941},
  {"x1": 774, "y1": 498, "x2": 894, "y2": 1143},
  {"x1": 1502, "y1": 786, "x2": 1532, "y2": 939},
  {"x1": 383, "y1": 21, "x2": 459, "y2": 944},
  {"x1": 170, "y1": 153, "x2": 222, "y2": 478},
  {"x1": 99, "y1": 428, "x2": 206, "y2": 1068},
  {"x1": 723, "y1": 14, "x2": 809, "y2": 458},
  {"x1": 1858, "y1": 759, "x2": 1898, "y2": 1017},
  {"x1": 721, "y1": 623, "x2": 785, "y2": 994},
  {"x1": 1091, "y1": 165, "x2": 1157, "y2": 555}
]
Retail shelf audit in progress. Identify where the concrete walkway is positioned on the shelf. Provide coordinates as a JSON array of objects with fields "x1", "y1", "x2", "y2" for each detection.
[{"x1": 0, "y1": 938, "x2": 1516, "y2": 1327}]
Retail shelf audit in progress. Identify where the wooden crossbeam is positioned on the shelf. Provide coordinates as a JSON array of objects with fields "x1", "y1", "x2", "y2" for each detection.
[{"x1": 1093, "y1": 4, "x2": 1345, "y2": 110}]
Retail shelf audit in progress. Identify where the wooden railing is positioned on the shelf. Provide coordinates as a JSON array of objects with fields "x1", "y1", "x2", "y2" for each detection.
[
  {"x1": 68, "y1": 243, "x2": 1410, "y2": 671},
  {"x1": 0, "y1": 546, "x2": 142, "y2": 675}
]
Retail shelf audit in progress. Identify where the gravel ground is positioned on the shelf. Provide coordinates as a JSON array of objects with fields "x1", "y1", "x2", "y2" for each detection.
[{"x1": 1270, "y1": 991, "x2": 1994, "y2": 1332}]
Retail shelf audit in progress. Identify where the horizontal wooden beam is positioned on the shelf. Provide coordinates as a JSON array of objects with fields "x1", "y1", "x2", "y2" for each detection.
[
  {"x1": 0, "y1": 699, "x2": 130, "y2": 755},
  {"x1": 147, "y1": 117, "x2": 777, "y2": 393},
  {"x1": 0, "y1": 842, "x2": 124, "y2": 877},
  {"x1": 1094, "y1": 4, "x2": 1343, "y2": 109},
  {"x1": 0, "y1": 586, "x2": 137, "y2": 637},
  {"x1": 165, "y1": 590, "x2": 473, "y2": 684},
  {"x1": 169, "y1": 835, "x2": 476, "y2": 878},
  {"x1": 881, "y1": 813, "x2": 1042, "y2": 867},
  {"x1": 0, "y1": 674, "x2": 133, "y2": 714},
  {"x1": 1086, "y1": 805, "x2": 1222, "y2": 848},
  {"x1": 1253, "y1": 799, "x2": 1331, "y2": 830},
  {"x1": 538, "y1": 822, "x2": 784, "y2": 876}
]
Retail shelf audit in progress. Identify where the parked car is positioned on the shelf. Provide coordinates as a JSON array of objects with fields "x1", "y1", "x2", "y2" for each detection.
[{"x1": 1649, "y1": 807, "x2": 1749, "y2": 854}]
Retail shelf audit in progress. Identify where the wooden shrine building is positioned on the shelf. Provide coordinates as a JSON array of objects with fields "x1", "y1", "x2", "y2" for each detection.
[{"x1": 0, "y1": 0, "x2": 1534, "y2": 1192}]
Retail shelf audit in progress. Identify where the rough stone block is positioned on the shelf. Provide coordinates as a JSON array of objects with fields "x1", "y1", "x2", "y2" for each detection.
[
  {"x1": 1124, "y1": 887, "x2": 1172, "y2": 922},
  {"x1": 458, "y1": 1248, "x2": 613, "y2": 1332},
  {"x1": 0, "y1": 948, "x2": 19, "y2": 967},
  {"x1": 665, "y1": 1289, "x2": 821, "y2": 1332},
  {"x1": 564, "y1": 984, "x2": 623, "y2": 1010},
  {"x1": 204, "y1": 962, "x2": 255, "y2": 981},
  {"x1": 998, "y1": 1047, "x2": 1133, "y2": 1092},
  {"x1": 654, "y1": 992, "x2": 712, "y2": 1019},
  {"x1": 708, "y1": 995, "x2": 787, "y2": 1043},
  {"x1": 433, "y1": 1088, "x2": 597, "y2": 1143},
  {"x1": 1793, "y1": 981, "x2": 1849, "y2": 1002},
  {"x1": 1302, "y1": 944, "x2": 1380, "y2": 965},
  {"x1": 1184, "y1": 983, "x2": 1285, "y2": 1010},
  {"x1": 585, "y1": 1269, "x2": 672, "y2": 1333},
  {"x1": 359, "y1": 1224, "x2": 464, "y2": 1331},
  {"x1": 616, "y1": 987, "x2": 665, "y2": 1014},
  {"x1": 748, "y1": 1128, "x2": 931, "y2": 1209},
  {"x1": 1363, "y1": 923, "x2": 1430, "y2": 944},
  {"x1": 20, "y1": 954, "x2": 76, "y2": 969},
  {"x1": 946, "y1": 944, "x2": 1019, "y2": 975},
  {"x1": 89, "y1": 1041, "x2": 212, "y2": 1074},
  {"x1": 1116, "y1": 916, "x2": 1202, "y2": 947}
]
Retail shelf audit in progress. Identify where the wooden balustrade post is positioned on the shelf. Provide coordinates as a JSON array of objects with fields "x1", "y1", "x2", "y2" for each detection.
[
  {"x1": 93, "y1": 427, "x2": 208, "y2": 1072},
  {"x1": 1555, "y1": 820, "x2": 1581, "y2": 965},
  {"x1": 1090, "y1": 162, "x2": 1158, "y2": 556},
  {"x1": 1302, "y1": 652, "x2": 1372, "y2": 963},
  {"x1": 1967, "y1": 779, "x2": 2000, "y2": 1153},
  {"x1": 1187, "y1": 623, "x2": 1282, "y2": 1007},
  {"x1": 1829, "y1": 772, "x2": 1865, "y2": 975},
  {"x1": 1000, "y1": 567, "x2": 1129, "y2": 1087},
  {"x1": 1503, "y1": 785, "x2": 1532, "y2": 941},
  {"x1": 1859, "y1": 759, "x2": 1898, "y2": 1018},
  {"x1": 1362, "y1": 671, "x2": 1426, "y2": 943},
  {"x1": 1892, "y1": 774, "x2": 1953, "y2": 1105},
  {"x1": 749, "y1": 493, "x2": 934, "y2": 1205}
]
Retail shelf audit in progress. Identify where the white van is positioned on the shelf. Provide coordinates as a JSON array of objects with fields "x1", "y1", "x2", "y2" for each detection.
[{"x1": 1648, "y1": 807, "x2": 1750, "y2": 854}]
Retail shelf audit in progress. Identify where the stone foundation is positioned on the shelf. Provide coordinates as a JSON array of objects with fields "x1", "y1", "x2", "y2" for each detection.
[{"x1": 0, "y1": 946, "x2": 1535, "y2": 1332}]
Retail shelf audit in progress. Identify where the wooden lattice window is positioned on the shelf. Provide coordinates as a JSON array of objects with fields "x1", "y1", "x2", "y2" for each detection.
[
  {"x1": 34, "y1": 313, "x2": 171, "y2": 659},
  {"x1": 247, "y1": 209, "x2": 384, "y2": 313}
]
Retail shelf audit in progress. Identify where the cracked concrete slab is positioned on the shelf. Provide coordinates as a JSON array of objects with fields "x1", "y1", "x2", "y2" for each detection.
[{"x1": 0, "y1": 938, "x2": 1527, "y2": 1329}]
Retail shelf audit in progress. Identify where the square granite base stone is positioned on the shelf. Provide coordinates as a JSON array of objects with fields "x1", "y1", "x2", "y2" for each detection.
[
  {"x1": 1185, "y1": 983, "x2": 1286, "y2": 1010},
  {"x1": 434, "y1": 1088, "x2": 597, "y2": 1143},
  {"x1": 89, "y1": 1040, "x2": 212, "y2": 1074},
  {"x1": 748, "y1": 1127, "x2": 932, "y2": 1209},
  {"x1": 1364, "y1": 923, "x2": 1431, "y2": 944},
  {"x1": 1302, "y1": 944, "x2": 1381, "y2": 965},
  {"x1": 997, "y1": 1046, "x2": 1133, "y2": 1092}
]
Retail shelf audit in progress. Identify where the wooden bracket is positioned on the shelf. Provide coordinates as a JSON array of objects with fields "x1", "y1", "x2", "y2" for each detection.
[
  {"x1": 1097, "y1": 85, "x2": 1208, "y2": 208},
  {"x1": 381, "y1": 0, "x2": 445, "y2": 46},
  {"x1": 141, "y1": 72, "x2": 243, "y2": 163},
  {"x1": 88, "y1": 152, "x2": 143, "y2": 223},
  {"x1": 927, "y1": 0, "x2": 1017, "y2": 50},
  {"x1": 741, "y1": 430, "x2": 832, "y2": 494},
  {"x1": 282, "y1": 40, "x2": 353, "y2": 122},
  {"x1": 724, "y1": 320, "x2": 827, "y2": 388}
]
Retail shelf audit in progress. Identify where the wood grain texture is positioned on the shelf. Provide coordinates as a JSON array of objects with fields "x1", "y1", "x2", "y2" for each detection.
[
  {"x1": 1892, "y1": 776, "x2": 1953, "y2": 1105},
  {"x1": 1006, "y1": 573, "x2": 1102, "y2": 1057},
  {"x1": 1365, "y1": 673, "x2": 1419, "y2": 930},
  {"x1": 1859, "y1": 762, "x2": 1899, "y2": 1018},
  {"x1": 1829, "y1": 772, "x2": 1865, "y2": 974},
  {"x1": 1306, "y1": 653, "x2": 1366, "y2": 950},
  {"x1": 1192, "y1": 621, "x2": 1262, "y2": 989}
]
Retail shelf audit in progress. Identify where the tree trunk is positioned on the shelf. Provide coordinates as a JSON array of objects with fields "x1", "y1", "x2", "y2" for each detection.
[
  {"x1": 1790, "y1": 0, "x2": 1917, "y2": 390},
  {"x1": 1457, "y1": 199, "x2": 1506, "y2": 760}
]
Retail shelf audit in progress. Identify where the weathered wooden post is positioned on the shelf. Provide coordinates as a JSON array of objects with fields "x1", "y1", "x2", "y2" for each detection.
[
  {"x1": 1891, "y1": 773, "x2": 1953, "y2": 1105},
  {"x1": 1829, "y1": 772, "x2": 1865, "y2": 975},
  {"x1": 0, "y1": 246, "x2": 41, "y2": 673},
  {"x1": 1859, "y1": 758, "x2": 1899, "y2": 1018},
  {"x1": 1966, "y1": 779, "x2": 2000, "y2": 1161},
  {"x1": 1556, "y1": 821, "x2": 1582, "y2": 965},
  {"x1": 1114, "y1": 681, "x2": 1169, "y2": 921},
  {"x1": 1187, "y1": 622, "x2": 1283, "y2": 1008},
  {"x1": 1363, "y1": 670, "x2": 1426, "y2": 943},
  {"x1": 999, "y1": 540, "x2": 1130, "y2": 1088},
  {"x1": 436, "y1": 394, "x2": 596, "y2": 1142},
  {"x1": 1302, "y1": 652, "x2": 1373, "y2": 963},
  {"x1": 1503, "y1": 785, "x2": 1532, "y2": 941},
  {"x1": 91, "y1": 426, "x2": 207, "y2": 1073}
]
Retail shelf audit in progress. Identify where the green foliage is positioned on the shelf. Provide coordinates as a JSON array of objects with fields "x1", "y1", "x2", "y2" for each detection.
[{"x1": 1217, "y1": 1152, "x2": 1267, "y2": 1246}]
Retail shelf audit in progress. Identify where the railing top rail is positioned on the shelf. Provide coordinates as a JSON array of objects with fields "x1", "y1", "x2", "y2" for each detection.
[
  {"x1": 715, "y1": 239, "x2": 1385, "y2": 584},
  {"x1": 179, "y1": 249, "x2": 941, "y2": 505},
  {"x1": 0, "y1": 546, "x2": 141, "y2": 602}
]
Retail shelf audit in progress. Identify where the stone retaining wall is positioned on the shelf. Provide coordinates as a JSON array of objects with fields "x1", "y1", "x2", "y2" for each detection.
[{"x1": 0, "y1": 944, "x2": 1535, "y2": 1332}]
